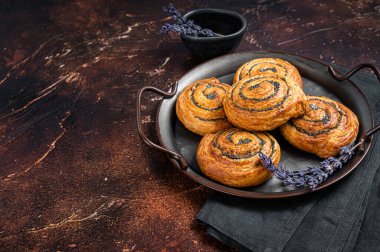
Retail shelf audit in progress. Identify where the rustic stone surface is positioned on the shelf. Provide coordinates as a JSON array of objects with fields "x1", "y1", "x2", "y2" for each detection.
[{"x1": 0, "y1": 0, "x2": 378, "y2": 251}]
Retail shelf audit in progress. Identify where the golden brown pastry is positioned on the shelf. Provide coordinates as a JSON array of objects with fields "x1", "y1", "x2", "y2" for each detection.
[
  {"x1": 280, "y1": 96, "x2": 359, "y2": 158},
  {"x1": 196, "y1": 128, "x2": 281, "y2": 187},
  {"x1": 223, "y1": 75, "x2": 306, "y2": 131},
  {"x1": 176, "y1": 77, "x2": 230, "y2": 136},
  {"x1": 197, "y1": 128, "x2": 281, "y2": 187},
  {"x1": 233, "y1": 58, "x2": 303, "y2": 88}
]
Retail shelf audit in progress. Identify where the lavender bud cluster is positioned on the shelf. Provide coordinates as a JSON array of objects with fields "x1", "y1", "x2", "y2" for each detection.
[
  {"x1": 159, "y1": 4, "x2": 215, "y2": 37},
  {"x1": 259, "y1": 143, "x2": 355, "y2": 191}
]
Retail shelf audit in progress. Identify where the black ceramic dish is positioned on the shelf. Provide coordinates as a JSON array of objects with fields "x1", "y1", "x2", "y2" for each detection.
[
  {"x1": 137, "y1": 51, "x2": 380, "y2": 199},
  {"x1": 181, "y1": 9, "x2": 246, "y2": 59}
]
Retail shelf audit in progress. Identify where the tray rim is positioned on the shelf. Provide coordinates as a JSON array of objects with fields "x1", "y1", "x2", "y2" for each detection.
[{"x1": 155, "y1": 50, "x2": 374, "y2": 199}]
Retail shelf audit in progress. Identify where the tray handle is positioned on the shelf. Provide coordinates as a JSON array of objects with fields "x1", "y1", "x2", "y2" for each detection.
[
  {"x1": 136, "y1": 83, "x2": 188, "y2": 170},
  {"x1": 328, "y1": 63, "x2": 380, "y2": 151}
]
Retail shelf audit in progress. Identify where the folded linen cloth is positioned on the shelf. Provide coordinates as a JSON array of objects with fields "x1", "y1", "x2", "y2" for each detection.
[{"x1": 197, "y1": 68, "x2": 380, "y2": 252}]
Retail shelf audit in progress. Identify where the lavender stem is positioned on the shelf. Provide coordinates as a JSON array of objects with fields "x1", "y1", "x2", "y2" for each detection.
[{"x1": 259, "y1": 143, "x2": 356, "y2": 191}]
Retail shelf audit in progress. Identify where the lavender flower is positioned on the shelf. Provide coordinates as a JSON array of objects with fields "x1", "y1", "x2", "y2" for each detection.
[
  {"x1": 339, "y1": 145, "x2": 355, "y2": 162},
  {"x1": 160, "y1": 4, "x2": 216, "y2": 37},
  {"x1": 259, "y1": 143, "x2": 355, "y2": 191}
]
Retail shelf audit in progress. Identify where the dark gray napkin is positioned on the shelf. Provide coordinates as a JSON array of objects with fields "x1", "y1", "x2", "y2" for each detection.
[{"x1": 197, "y1": 68, "x2": 380, "y2": 252}]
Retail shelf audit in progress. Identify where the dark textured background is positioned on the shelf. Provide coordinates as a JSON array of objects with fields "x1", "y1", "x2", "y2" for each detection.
[{"x1": 0, "y1": 0, "x2": 378, "y2": 251}]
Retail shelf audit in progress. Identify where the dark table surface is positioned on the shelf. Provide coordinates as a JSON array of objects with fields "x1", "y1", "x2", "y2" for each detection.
[{"x1": 0, "y1": 0, "x2": 379, "y2": 251}]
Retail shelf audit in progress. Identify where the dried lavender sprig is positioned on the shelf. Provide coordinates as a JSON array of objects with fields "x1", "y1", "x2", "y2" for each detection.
[
  {"x1": 160, "y1": 23, "x2": 214, "y2": 37},
  {"x1": 160, "y1": 4, "x2": 218, "y2": 37},
  {"x1": 259, "y1": 143, "x2": 355, "y2": 191}
]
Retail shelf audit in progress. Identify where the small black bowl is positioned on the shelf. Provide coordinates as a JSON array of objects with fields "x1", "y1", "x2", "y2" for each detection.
[{"x1": 181, "y1": 8, "x2": 246, "y2": 59}]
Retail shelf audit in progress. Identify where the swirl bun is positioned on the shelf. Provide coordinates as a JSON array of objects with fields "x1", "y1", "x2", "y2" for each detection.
[
  {"x1": 223, "y1": 75, "x2": 306, "y2": 131},
  {"x1": 196, "y1": 128, "x2": 281, "y2": 187},
  {"x1": 280, "y1": 96, "x2": 359, "y2": 158},
  {"x1": 233, "y1": 58, "x2": 303, "y2": 88},
  {"x1": 176, "y1": 77, "x2": 230, "y2": 136}
]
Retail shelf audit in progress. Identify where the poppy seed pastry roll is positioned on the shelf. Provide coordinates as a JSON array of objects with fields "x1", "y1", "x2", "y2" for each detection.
[
  {"x1": 280, "y1": 96, "x2": 359, "y2": 158},
  {"x1": 196, "y1": 128, "x2": 281, "y2": 188},
  {"x1": 233, "y1": 58, "x2": 303, "y2": 88},
  {"x1": 176, "y1": 77, "x2": 231, "y2": 136},
  {"x1": 223, "y1": 75, "x2": 306, "y2": 131}
]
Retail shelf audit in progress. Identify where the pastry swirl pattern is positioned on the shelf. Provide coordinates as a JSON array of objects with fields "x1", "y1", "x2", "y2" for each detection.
[
  {"x1": 224, "y1": 75, "x2": 306, "y2": 131},
  {"x1": 280, "y1": 96, "x2": 359, "y2": 158},
  {"x1": 233, "y1": 58, "x2": 303, "y2": 88},
  {"x1": 196, "y1": 128, "x2": 281, "y2": 187},
  {"x1": 176, "y1": 77, "x2": 230, "y2": 136}
]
